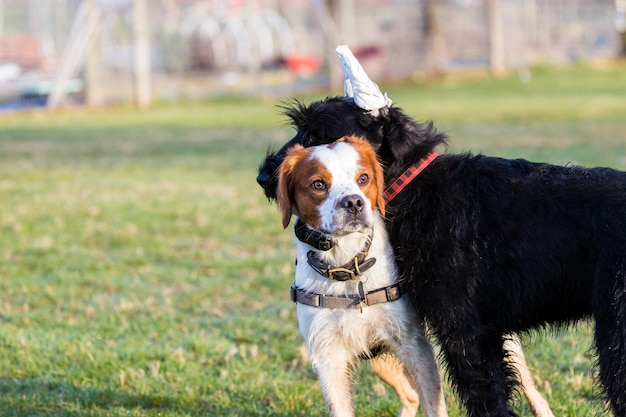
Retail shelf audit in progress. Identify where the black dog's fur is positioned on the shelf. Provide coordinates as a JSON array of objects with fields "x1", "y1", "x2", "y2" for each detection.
[{"x1": 257, "y1": 97, "x2": 626, "y2": 416}]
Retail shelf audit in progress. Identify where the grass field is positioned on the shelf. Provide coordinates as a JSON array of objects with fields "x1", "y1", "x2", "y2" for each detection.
[{"x1": 1, "y1": 62, "x2": 625, "y2": 416}]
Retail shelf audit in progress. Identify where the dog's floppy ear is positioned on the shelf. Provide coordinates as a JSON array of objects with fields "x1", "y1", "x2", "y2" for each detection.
[
  {"x1": 277, "y1": 144, "x2": 307, "y2": 229},
  {"x1": 373, "y1": 153, "x2": 385, "y2": 217},
  {"x1": 367, "y1": 143, "x2": 386, "y2": 217},
  {"x1": 348, "y1": 136, "x2": 386, "y2": 217}
]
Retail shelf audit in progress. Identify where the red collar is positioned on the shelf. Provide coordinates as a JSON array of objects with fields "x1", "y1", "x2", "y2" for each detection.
[{"x1": 383, "y1": 151, "x2": 439, "y2": 202}]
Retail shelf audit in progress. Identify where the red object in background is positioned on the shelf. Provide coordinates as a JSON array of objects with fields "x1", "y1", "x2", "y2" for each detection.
[
  {"x1": 283, "y1": 45, "x2": 380, "y2": 77},
  {"x1": 284, "y1": 55, "x2": 321, "y2": 76},
  {"x1": 353, "y1": 45, "x2": 382, "y2": 61},
  {"x1": 0, "y1": 35, "x2": 43, "y2": 68}
]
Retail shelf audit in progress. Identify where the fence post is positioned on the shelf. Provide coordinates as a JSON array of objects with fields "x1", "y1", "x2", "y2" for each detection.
[
  {"x1": 487, "y1": 0, "x2": 506, "y2": 76},
  {"x1": 618, "y1": 0, "x2": 626, "y2": 56},
  {"x1": 133, "y1": 0, "x2": 151, "y2": 109},
  {"x1": 85, "y1": 0, "x2": 102, "y2": 107},
  {"x1": 424, "y1": 0, "x2": 445, "y2": 79}
]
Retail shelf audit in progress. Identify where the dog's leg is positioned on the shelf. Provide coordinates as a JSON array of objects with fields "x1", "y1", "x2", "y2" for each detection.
[
  {"x1": 311, "y1": 350, "x2": 356, "y2": 417},
  {"x1": 380, "y1": 323, "x2": 448, "y2": 417},
  {"x1": 593, "y1": 260, "x2": 626, "y2": 417},
  {"x1": 407, "y1": 326, "x2": 448, "y2": 417},
  {"x1": 370, "y1": 352, "x2": 420, "y2": 417},
  {"x1": 504, "y1": 335, "x2": 554, "y2": 417},
  {"x1": 595, "y1": 319, "x2": 626, "y2": 417},
  {"x1": 440, "y1": 330, "x2": 513, "y2": 417}
]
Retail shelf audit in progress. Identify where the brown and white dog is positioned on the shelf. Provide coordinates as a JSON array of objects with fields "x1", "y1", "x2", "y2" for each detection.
[{"x1": 277, "y1": 136, "x2": 448, "y2": 417}]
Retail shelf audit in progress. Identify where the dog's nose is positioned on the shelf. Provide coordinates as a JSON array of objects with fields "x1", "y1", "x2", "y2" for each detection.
[
  {"x1": 340, "y1": 194, "x2": 364, "y2": 214},
  {"x1": 256, "y1": 172, "x2": 270, "y2": 187}
]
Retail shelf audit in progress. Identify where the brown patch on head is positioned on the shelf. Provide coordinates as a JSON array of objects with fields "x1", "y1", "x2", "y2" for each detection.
[
  {"x1": 339, "y1": 136, "x2": 386, "y2": 217},
  {"x1": 277, "y1": 144, "x2": 330, "y2": 229},
  {"x1": 277, "y1": 136, "x2": 385, "y2": 230}
]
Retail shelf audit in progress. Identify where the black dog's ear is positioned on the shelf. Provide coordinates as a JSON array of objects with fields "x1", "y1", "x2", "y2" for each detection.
[
  {"x1": 354, "y1": 106, "x2": 390, "y2": 150},
  {"x1": 376, "y1": 106, "x2": 390, "y2": 119}
]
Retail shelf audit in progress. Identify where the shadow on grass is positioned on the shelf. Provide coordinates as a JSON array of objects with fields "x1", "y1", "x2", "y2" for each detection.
[
  {"x1": 0, "y1": 378, "x2": 209, "y2": 416},
  {"x1": 0, "y1": 378, "x2": 303, "y2": 416}
]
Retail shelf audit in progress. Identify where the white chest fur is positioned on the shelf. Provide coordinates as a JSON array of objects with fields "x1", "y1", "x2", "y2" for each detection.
[{"x1": 294, "y1": 212, "x2": 410, "y2": 357}]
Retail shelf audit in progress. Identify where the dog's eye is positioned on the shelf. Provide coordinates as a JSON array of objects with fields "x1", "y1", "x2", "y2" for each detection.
[
  {"x1": 358, "y1": 174, "x2": 370, "y2": 185},
  {"x1": 311, "y1": 180, "x2": 327, "y2": 191}
]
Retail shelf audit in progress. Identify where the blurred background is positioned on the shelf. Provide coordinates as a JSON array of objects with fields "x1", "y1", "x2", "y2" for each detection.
[
  {"x1": 0, "y1": 0, "x2": 625, "y2": 112},
  {"x1": 1, "y1": 2, "x2": 625, "y2": 415}
]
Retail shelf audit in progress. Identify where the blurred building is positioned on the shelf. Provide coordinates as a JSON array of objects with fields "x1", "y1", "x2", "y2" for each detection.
[{"x1": 0, "y1": 0, "x2": 622, "y2": 110}]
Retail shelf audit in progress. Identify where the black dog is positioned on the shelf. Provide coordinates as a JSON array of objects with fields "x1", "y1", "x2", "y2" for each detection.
[{"x1": 257, "y1": 96, "x2": 626, "y2": 416}]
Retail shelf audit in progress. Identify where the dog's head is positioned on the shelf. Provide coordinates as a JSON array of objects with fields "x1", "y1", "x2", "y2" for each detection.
[
  {"x1": 276, "y1": 136, "x2": 385, "y2": 234},
  {"x1": 257, "y1": 99, "x2": 447, "y2": 202},
  {"x1": 258, "y1": 46, "x2": 448, "y2": 201},
  {"x1": 257, "y1": 97, "x2": 388, "y2": 201}
]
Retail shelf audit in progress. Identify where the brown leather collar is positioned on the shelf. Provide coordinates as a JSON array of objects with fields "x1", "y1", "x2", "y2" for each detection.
[
  {"x1": 294, "y1": 219, "x2": 334, "y2": 251},
  {"x1": 290, "y1": 283, "x2": 401, "y2": 310},
  {"x1": 306, "y1": 250, "x2": 376, "y2": 281},
  {"x1": 305, "y1": 228, "x2": 376, "y2": 281}
]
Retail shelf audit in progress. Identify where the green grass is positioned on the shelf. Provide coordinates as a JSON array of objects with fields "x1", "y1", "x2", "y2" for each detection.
[{"x1": 1, "y1": 62, "x2": 625, "y2": 416}]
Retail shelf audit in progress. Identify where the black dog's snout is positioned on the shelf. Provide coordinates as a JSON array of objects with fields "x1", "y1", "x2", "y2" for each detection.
[
  {"x1": 340, "y1": 195, "x2": 364, "y2": 214},
  {"x1": 256, "y1": 172, "x2": 270, "y2": 187}
]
